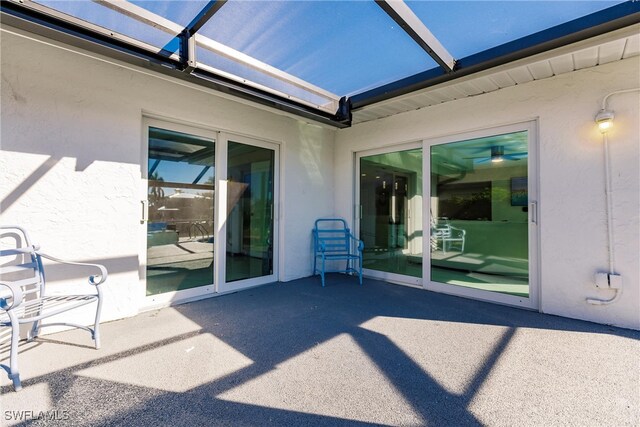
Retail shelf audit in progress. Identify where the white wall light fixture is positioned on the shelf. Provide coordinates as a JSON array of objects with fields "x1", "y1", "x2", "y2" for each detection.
[{"x1": 595, "y1": 109, "x2": 615, "y2": 133}]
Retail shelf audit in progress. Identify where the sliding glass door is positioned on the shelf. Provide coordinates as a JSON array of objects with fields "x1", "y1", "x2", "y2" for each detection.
[
  {"x1": 142, "y1": 120, "x2": 278, "y2": 305},
  {"x1": 357, "y1": 145, "x2": 423, "y2": 285},
  {"x1": 355, "y1": 123, "x2": 537, "y2": 307},
  {"x1": 145, "y1": 125, "x2": 216, "y2": 297},
  {"x1": 426, "y1": 123, "x2": 538, "y2": 308},
  {"x1": 223, "y1": 137, "x2": 277, "y2": 287}
]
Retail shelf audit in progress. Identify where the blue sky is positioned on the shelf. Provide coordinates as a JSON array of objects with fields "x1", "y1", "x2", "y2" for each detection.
[{"x1": 39, "y1": 0, "x2": 623, "y2": 96}]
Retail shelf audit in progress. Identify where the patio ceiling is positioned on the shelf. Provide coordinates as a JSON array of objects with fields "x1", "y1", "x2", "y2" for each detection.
[
  {"x1": 353, "y1": 24, "x2": 640, "y2": 124},
  {"x1": 1, "y1": 0, "x2": 639, "y2": 127}
]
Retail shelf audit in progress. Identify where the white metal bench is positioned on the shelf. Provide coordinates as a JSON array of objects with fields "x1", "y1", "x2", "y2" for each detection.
[{"x1": 0, "y1": 226, "x2": 106, "y2": 391}]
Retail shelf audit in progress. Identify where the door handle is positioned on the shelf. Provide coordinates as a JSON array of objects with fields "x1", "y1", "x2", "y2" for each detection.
[
  {"x1": 530, "y1": 202, "x2": 537, "y2": 224},
  {"x1": 141, "y1": 200, "x2": 148, "y2": 223}
]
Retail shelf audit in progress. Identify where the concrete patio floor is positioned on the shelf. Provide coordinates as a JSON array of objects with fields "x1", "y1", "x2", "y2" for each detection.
[{"x1": 1, "y1": 276, "x2": 638, "y2": 426}]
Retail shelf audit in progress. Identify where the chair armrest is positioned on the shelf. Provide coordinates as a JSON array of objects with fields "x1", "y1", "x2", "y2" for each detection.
[
  {"x1": 0, "y1": 281, "x2": 24, "y2": 310},
  {"x1": 449, "y1": 226, "x2": 466, "y2": 237},
  {"x1": 37, "y1": 252, "x2": 108, "y2": 286},
  {"x1": 349, "y1": 234, "x2": 364, "y2": 252}
]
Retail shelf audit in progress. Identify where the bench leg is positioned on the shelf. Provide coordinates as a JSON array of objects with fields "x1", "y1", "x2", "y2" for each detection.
[
  {"x1": 8, "y1": 314, "x2": 22, "y2": 391},
  {"x1": 28, "y1": 320, "x2": 41, "y2": 342},
  {"x1": 27, "y1": 298, "x2": 44, "y2": 342},
  {"x1": 93, "y1": 291, "x2": 103, "y2": 350}
]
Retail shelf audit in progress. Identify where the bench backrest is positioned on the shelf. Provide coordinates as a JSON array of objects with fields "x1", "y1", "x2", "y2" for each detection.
[
  {"x1": 313, "y1": 219, "x2": 352, "y2": 253},
  {"x1": 0, "y1": 226, "x2": 45, "y2": 305}
]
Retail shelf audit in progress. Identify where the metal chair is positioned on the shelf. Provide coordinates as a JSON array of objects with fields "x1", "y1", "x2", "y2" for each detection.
[
  {"x1": 0, "y1": 226, "x2": 106, "y2": 391},
  {"x1": 313, "y1": 219, "x2": 364, "y2": 287},
  {"x1": 431, "y1": 218, "x2": 466, "y2": 254}
]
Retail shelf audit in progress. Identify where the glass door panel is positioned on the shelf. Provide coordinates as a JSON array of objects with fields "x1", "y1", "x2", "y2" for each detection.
[
  {"x1": 225, "y1": 140, "x2": 275, "y2": 283},
  {"x1": 146, "y1": 126, "x2": 215, "y2": 296},
  {"x1": 359, "y1": 148, "x2": 423, "y2": 278},
  {"x1": 430, "y1": 130, "x2": 530, "y2": 297}
]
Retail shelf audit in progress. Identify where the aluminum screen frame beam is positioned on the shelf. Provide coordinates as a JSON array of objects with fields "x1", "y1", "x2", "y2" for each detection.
[
  {"x1": 376, "y1": 0, "x2": 455, "y2": 72},
  {"x1": 96, "y1": 0, "x2": 340, "y2": 112},
  {"x1": 179, "y1": 0, "x2": 227, "y2": 73},
  {"x1": 1, "y1": 1, "x2": 351, "y2": 128},
  {"x1": 185, "y1": 0, "x2": 226, "y2": 36},
  {"x1": 353, "y1": 1, "x2": 640, "y2": 109}
]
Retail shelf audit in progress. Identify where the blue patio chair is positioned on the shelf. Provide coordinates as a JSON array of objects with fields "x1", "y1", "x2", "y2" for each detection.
[{"x1": 313, "y1": 218, "x2": 364, "y2": 287}]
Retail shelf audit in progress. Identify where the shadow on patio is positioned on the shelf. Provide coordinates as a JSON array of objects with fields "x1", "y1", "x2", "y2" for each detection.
[{"x1": 2, "y1": 276, "x2": 638, "y2": 426}]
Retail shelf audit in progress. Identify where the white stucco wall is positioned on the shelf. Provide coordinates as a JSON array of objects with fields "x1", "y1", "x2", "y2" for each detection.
[
  {"x1": 334, "y1": 57, "x2": 640, "y2": 329},
  {"x1": 1, "y1": 29, "x2": 335, "y2": 324}
]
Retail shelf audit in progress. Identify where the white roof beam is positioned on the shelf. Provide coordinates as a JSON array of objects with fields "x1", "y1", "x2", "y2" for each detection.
[{"x1": 376, "y1": 0, "x2": 456, "y2": 72}]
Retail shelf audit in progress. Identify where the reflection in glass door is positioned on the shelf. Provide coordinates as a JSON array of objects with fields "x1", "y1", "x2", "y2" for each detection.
[
  {"x1": 359, "y1": 147, "x2": 423, "y2": 279},
  {"x1": 429, "y1": 130, "x2": 531, "y2": 298},
  {"x1": 146, "y1": 126, "x2": 215, "y2": 296},
  {"x1": 225, "y1": 139, "x2": 276, "y2": 283}
]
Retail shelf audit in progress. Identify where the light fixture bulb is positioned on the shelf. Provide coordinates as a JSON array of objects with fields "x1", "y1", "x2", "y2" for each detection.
[
  {"x1": 595, "y1": 109, "x2": 614, "y2": 133},
  {"x1": 490, "y1": 146, "x2": 504, "y2": 163}
]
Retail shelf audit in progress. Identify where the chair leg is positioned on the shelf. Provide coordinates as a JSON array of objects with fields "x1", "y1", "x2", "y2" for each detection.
[
  {"x1": 321, "y1": 257, "x2": 326, "y2": 287},
  {"x1": 358, "y1": 257, "x2": 363, "y2": 285},
  {"x1": 8, "y1": 316, "x2": 22, "y2": 391}
]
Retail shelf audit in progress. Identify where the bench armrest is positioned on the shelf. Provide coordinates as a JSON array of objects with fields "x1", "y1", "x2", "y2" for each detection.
[
  {"x1": 2, "y1": 245, "x2": 40, "y2": 255},
  {"x1": 0, "y1": 281, "x2": 24, "y2": 310},
  {"x1": 37, "y1": 252, "x2": 108, "y2": 286}
]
